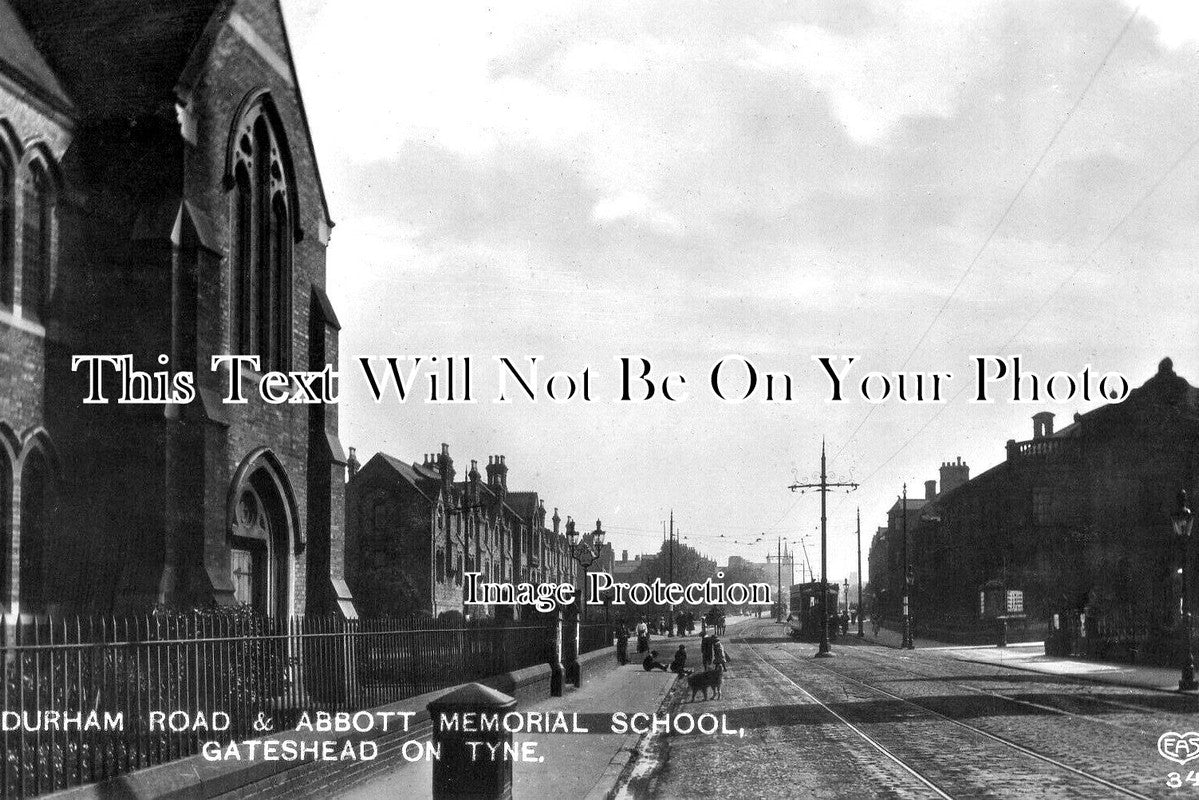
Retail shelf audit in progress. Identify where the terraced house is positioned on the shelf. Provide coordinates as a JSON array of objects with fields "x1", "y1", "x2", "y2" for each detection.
[{"x1": 0, "y1": 0, "x2": 354, "y2": 618}]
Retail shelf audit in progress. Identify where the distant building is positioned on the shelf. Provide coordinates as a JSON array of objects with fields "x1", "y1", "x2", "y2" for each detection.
[{"x1": 345, "y1": 445, "x2": 577, "y2": 619}]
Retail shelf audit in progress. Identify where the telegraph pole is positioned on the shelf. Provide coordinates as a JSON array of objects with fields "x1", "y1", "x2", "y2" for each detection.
[
  {"x1": 669, "y1": 510, "x2": 675, "y2": 635},
  {"x1": 901, "y1": 484, "x2": 915, "y2": 650},
  {"x1": 856, "y1": 507, "x2": 864, "y2": 638},
  {"x1": 789, "y1": 439, "x2": 858, "y2": 658}
]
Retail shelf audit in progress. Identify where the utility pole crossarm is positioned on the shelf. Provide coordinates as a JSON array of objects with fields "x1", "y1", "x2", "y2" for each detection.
[{"x1": 785, "y1": 439, "x2": 858, "y2": 658}]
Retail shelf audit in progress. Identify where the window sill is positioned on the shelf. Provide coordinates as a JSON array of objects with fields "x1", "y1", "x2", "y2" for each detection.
[{"x1": 0, "y1": 306, "x2": 47, "y2": 338}]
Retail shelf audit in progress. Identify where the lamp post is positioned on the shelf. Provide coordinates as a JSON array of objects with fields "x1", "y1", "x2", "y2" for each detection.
[
  {"x1": 901, "y1": 484, "x2": 915, "y2": 650},
  {"x1": 567, "y1": 519, "x2": 606, "y2": 622},
  {"x1": 856, "y1": 508, "x2": 865, "y2": 638},
  {"x1": 1173, "y1": 490, "x2": 1196, "y2": 692}
]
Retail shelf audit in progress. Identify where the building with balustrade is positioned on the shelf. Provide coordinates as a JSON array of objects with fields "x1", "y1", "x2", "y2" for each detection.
[{"x1": 870, "y1": 358, "x2": 1199, "y2": 660}]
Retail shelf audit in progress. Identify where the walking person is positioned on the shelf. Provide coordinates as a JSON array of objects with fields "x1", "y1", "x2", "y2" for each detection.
[
  {"x1": 701, "y1": 631, "x2": 715, "y2": 670},
  {"x1": 615, "y1": 620, "x2": 630, "y2": 665},
  {"x1": 712, "y1": 636, "x2": 730, "y2": 672},
  {"x1": 635, "y1": 618, "x2": 649, "y2": 653}
]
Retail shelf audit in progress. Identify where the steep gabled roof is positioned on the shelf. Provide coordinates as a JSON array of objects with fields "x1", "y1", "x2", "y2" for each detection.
[
  {"x1": 8, "y1": 0, "x2": 226, "y2": 119},
  {"x1": 8, "y1": 0, "x2": 334, "y2": 227},
  {"x1": 361, "y1": 452, "x2": 443, "y2": 505},
  {"x1": 506, "y1": 491, "x2": 541, "y2": 520},
  {"x1": 0, "y1": 0, "x2": 73, "y2": 115}
]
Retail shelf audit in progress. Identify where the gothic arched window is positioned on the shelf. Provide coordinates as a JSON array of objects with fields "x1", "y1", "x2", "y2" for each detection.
[
  {"x1": 20, "y1": 160, "x2": 52, "y2": 321},
  {"x1": 229, "y1": 97, "x2": 292, "y2": 372},
  {"x1": 0, "y1": 145, "x2": 13, "y2": 308},
  {"x1": 18, "y1": 447, "x2": 52, "y2": 612},
  {"x1": 0, "y1": 443, "x2": 11, "y2": 605}
]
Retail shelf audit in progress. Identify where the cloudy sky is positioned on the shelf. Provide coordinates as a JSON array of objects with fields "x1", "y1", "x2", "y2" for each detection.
[{"x1": 284, "y1": 0, "x2": 1199, "y2": 582}]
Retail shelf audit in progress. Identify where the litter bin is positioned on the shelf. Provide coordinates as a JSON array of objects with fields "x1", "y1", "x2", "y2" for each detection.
[{"x1": 428, "y1": 683, "x2": 517, "y2": 800}]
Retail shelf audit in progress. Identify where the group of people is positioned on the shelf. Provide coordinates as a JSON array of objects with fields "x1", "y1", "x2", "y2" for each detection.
[{"x1": 614, "y1": 614, "x2": 730, "y2": 677}]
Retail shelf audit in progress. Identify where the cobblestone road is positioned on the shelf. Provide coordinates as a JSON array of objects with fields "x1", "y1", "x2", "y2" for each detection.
[{"x1": 633, "y1": 621, "x2": 1195, "y2": 799}]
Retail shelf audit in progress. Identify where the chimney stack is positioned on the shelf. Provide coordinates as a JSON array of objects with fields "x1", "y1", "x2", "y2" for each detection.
[
  {"x1": 939, "y1": 457, "x2": 970, "y2": 495},
  {"x1": 924, "y1": 479, "x2": 936, "y2": 501},
  {"x1": 346, "y1": 447, "x2": 360, "y2": 480},
  {"x1": 1032, "y1": 411, "x2": 1054, "y2": 440},
  {"x1": 622, "y1": 549, "x2": 629, "y2": 562}
]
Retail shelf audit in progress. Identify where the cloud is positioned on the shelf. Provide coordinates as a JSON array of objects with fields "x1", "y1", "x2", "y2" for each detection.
[{"x1": 287, "y1": 0, "x2": 1199, "y2": 572}]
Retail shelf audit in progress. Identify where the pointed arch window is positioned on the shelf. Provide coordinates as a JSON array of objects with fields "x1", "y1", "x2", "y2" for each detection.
[
  {"x1": 230, "y1": 97, "x2": 292, "y2": 372},
  {"x1": 0, "y1": 146, "x2": 12, "y2": 307},
  {"x1": 18, "y1": 447, "x2": 53, "y2": 613},
  {"x1": 21, "y1": 161, "x2": 53, "y2": 321},
  {"x1": 0, "y1": 445, "x2": 10, "y2": 604}
]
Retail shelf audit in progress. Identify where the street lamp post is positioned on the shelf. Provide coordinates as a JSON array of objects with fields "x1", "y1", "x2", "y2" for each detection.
[
  {"x1": 901, "y1": 484, "x2": 915, "y2": 650},
  {"x1": 856, "y1": 508, "x2": 865, "y2": 638},
  {"x1": 567, "y1": 519, "x2": 606, "y2": 622},
  {"x1": 1173, "y1": 490, "x2": 1196, "y2": 692}
]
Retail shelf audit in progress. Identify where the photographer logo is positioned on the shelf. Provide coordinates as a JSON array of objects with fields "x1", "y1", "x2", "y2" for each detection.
[{"x1": 1159, "y1": 732, "x2": 1199, "y2": 765}]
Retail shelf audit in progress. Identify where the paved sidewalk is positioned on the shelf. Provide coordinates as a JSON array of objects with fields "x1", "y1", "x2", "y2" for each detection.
[
  {"x1": 339, "y1": 616, "x2": 755, "y2": 800},
  {"x1": 847, "y1": 619, "x2": 1192, "y2": 693}
]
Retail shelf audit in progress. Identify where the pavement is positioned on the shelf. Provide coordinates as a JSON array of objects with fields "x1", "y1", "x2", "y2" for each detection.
[
  {"x1": 854, "y1": 618, "x2": 1190, "y2": 693},
  {"x1": 339, "y1": 616, "x2": 756, "y2": 800}
]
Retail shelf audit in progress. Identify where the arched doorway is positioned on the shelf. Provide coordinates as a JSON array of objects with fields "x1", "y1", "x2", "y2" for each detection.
[{"x1": 229, "y1": 452, "x2": 296, "y2": 618}]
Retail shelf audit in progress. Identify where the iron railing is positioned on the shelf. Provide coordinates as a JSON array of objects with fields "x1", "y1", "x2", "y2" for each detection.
[{"x1": 0, "y1": 609, "x2": 607, "y2": 799}]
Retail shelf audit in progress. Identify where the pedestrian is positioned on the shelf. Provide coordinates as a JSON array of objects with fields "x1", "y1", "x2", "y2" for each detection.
[
  {"x1": 670, "y1": 645, "x2": 691, "y2": 676},
  {"x1": 642, "y1": 650, "x2": 669, "y2": 672},
  {"x1": 635, "y1": 618, "x2": 649, "y2": 653},
  {"x1": 701, "y1": 631, "x2": 715, "y2": 669},
  {"x1": 615, "y1": 620, "x2": 630, "y2": 665},
  {"x1": 712, "y1": 636, "x2": 730, "y2": 671}
]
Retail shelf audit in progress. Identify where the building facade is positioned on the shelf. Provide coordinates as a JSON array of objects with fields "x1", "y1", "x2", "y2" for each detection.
[
  {"x1": 870, "y1": 359, "x2": 1199, "y2": 659},
  {"x1": 0, "y1": 0, "x2": 353, "y2": 618},
  {"x1": 345, "y1": 446, "x2": 578, "y2": 619}
]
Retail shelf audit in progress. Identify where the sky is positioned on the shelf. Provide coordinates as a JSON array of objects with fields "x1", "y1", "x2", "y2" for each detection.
[{"x1": 283, "y1": 0, "x2": 1199, "y2": 584}]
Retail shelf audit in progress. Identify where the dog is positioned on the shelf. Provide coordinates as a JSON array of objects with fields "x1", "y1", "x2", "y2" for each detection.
[{"x1": 686, "y1": 664, "x2": 725, "y2": 702}]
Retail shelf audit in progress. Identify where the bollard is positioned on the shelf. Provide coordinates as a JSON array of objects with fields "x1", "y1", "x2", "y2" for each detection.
[
  {"x1": 548, "y1": 608, "x2": 564, "y2": 697},
  {"x1": 428, "y1": 683, "x2": 517, "y2": 800},
  {"x1": 563, "y1": 603, "x2": 581, "y2": 688}
]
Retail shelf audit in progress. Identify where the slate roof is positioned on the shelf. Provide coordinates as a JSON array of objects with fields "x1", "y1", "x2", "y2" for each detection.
[
  {"x1": 0, "y1": 0, "x2": 73, "y2": 113},
  {"x1": 7, "y1": 0, "x2": 227, "y2": 119}
]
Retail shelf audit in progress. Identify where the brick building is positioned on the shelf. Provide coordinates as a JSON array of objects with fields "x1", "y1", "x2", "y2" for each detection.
[
  {"x1": 345, "y1": 446, "x2": 578, "y2": 619},
  {"x1": 0, "y1": 0, "x2": 353, "y2": 618},
  {"x1": 870, "y1": 359, "x2": 1199, "y2": 659}
]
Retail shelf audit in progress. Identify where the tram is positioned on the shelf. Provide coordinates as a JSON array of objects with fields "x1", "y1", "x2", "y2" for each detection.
[{"x1": 787, "y1": 581, "x2": 840, "y2": 642}]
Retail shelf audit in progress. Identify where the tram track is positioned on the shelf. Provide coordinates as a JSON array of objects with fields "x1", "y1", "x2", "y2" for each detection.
[
  {"x1": 729, "y1": 624, "x2": 1159, "y2": 800},
  {"x1": 839, "y1": 643, "x2": 1180, "y2": 736},
  {"x1": 731, "y1": 630, "x2": 956, "y2": 799}
]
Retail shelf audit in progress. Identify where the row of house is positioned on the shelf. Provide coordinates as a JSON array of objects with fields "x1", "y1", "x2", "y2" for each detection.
[
  {"x1": 344, "y1": 445, "x2": 613, "y2": 620},
  {"x1": 868, "y1": 358, "x2": 1199, "y2": 659}
]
